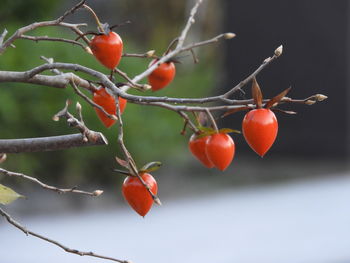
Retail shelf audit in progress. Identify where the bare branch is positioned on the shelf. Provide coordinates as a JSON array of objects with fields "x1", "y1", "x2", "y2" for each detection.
[
  {"x1": 20, "y1": 35, "x2": 86, "y2": 50},
  {"x1": 115, "y1": 96, "x2": 162, "y2": 206},
  {"x1": 0, "y1": 71, "x2": 95, "y2": 90},
  {"x1": 2, "y1": 59, "x2": 326, "y2": 112},
  {"x1": 0, "y1": 134, "x2": 107, "y2": 153},
  {"x1": 122, "y1": 51, "x2": 156, "y2": 59},
  {"x1": 57, "y1": 0, "x2": 86, "y2": 23},
  {"x1": 205, "y1": 109, "x2": 218, "y2": 132},
  {"x1": 0, "y1": 29, "x2": 8, "y2": 45},
  {"x1": 181, "y1": 33, "x2": 234, "y2": 52},
  {"x1": 0, "y1": 22, "x2": 87, "y2": 54},
  {"x1": 0, "y1": 101, "x2": 109, "y2": 154},
  {"x1": 176, "y1": 0, "x2": 203, "y2": 48},
  {"x1": 0, "y1": 207, "x2": 129, "y2": 263},
  {"x1": 0, "y1": 168, "x2": 102, "y2": 196},
  {"x1": 0, "y1": 0, "x2": 87, "y2": 54},
  {"x1": 223, "y1": 55, "x2": 279, "y2": 98},
  {"x1": 53, "y1": 100, "x2": 109, "y2": 144},
  {"x1": 114, "y1": 68, "x2": 149, "y2": 91},
  {"x1": 70, "y1": 80, "x2": 117, "y2": 121}
]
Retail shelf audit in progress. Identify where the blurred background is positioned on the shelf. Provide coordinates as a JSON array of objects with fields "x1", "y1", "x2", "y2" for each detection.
[{"x1": 0, "y1": 0, "x2": 349, "y2": 262}]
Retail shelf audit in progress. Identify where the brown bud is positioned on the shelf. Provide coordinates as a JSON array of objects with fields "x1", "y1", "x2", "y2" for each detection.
[
  {"x1": 305, "y1": 100, "x2": 316, "y2": 105},
  {"x1": 146, "y1": 50, "x2": 155, "y2": 57},
  {"x1": 315, "y1": 94, "x2": 328, "y2": 101},
  {"x1": 76, "y1": 102, "x2": 82, "y2": 112},
  {"x1": 274, "y1": 45, "x2": 283, "y2": 57},
  {"x1": 224, "y1": 33, "x2": 236, "y2": 39},
  {"x1": 154, "y1": 197, "x2": 162, "y2": 206},
  {"x1": 92, "y1": 190, "x2": 104, "y2": 196},
  {"x1": 85, "y1": 46, "x2": 93, "y2": 55},
  {"x1": 143, "y1": 84, "x2": 152, "y2": 91}
]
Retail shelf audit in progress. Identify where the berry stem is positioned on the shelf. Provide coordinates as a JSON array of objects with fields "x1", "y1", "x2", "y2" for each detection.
[
  {"x1": 83, "y1": 4, "x2": 105, "y2": 34},
  {"x1": 164, "y1": 37, "x2": 179, "y2": 55},
  {"x1": 206, "y1": 109, "x2": 218, "y2": 133}
]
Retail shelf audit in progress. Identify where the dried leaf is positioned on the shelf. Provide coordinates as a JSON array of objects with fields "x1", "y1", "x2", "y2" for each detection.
[
  {"x1": 0, "y1": 184, "x2": 24, "y2": 205},
  {"x1": 221, "y1": 106, "x2": 250, "y2": 118},
  {"x1": 197, "y1": 112, "x2": 208, "y2": 127},
  {"x1": 251, "y1": 77, "x2": 263, "y2": 109},
  {"x1": 140, "y1": 161, "x2": 162, "y2": 173},
  {"x1": 197, "y1": 126, "x2": 215, "y2": 133},
  {"x1": 265, "y1": 87, "x2": 292, "y2": 109},
  {"x1": 115, "y1": 156, "x2": 129, "y2": 168},
  {"x1": 195, "y1": 127, "x2": 216, "y2": 139},
  {"x1": 218, "y1": 128, "x2": 241, "y2": 134}
]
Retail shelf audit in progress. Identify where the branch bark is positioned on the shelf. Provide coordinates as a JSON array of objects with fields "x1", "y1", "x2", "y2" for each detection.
[
  {"x1": 0, "y1": 207, "x2": 129, "y2": 263},
  {"x1": 0, "y1": 133, "x2": 107, "y2": 153},
  {"x1": 0, "y1": 168, "x2": 103, "y2": 196}
]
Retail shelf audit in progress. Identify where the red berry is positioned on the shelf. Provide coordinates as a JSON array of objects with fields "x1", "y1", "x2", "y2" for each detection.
[
  {"x1": 188, "y1": 134, "x2": 214, "y2": 168},
  {"x1": 90, "y1": 31, "x2": 123, "y2": 69},
  {"x1": 148, "y1": 60, "x2": 176, "y2": 91},
  {"x1": 242, "y1": 109, "x2": 278, "y2": 157},
  {"x1": 122, "y1": 173, "x2": 158, "y2": 217},
  {"x1": 92, "y1": 87, "x2": 127, "y2": 128},
  {"x1": 205, "y1": 133, "x2": 235, "y2": 171}
]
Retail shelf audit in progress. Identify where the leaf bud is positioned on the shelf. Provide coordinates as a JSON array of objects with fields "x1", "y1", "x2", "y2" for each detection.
[
  {"x1": 224, "y1": 32, "x2": 236, "y2": 39},
  {"x1": 274, "y1": 45, "x2": 283, "y2": 57},
  {"x1": 305, "y1": 100, "x2": 316, "y2": 105},
  {"x1": 146, "y1": 50, "x2": 155, "y2": 57},
  {"x1": 315, "y1": 94, "x2": 328, "y2": 101}
]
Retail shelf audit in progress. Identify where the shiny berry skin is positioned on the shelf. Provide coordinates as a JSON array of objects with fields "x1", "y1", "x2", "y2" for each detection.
[
  {"x1": 242, "y1": 109, "x2": 278, "y2": 157},
  {"x1": 122, "y1": 173, "x2": 158, "y2": 217},
  {"x1": 148, "y1": 60, "x2": 176, "y2": 91},
  {"x1": 188, "y1": 134, "x2": 214, "y2": 168},
  {"x1": 90, "y1": 31, "x2": 123, "y2": 69},
  {"x1": 92, "y1": 87, "x2": 127, "y2": 128},
  {"x1": 205, "y1": 133, "x2": 235, "y2": 171}
]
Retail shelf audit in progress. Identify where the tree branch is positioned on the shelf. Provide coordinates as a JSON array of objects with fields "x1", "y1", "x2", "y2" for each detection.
[
  {"x1": 0, "y1": 207, "x2": 129, "y2": 263},
  {"x1": 0, "y1": 133, "x2": 107, "y2": 153},
  {"x1": 115, "y1": 96, "x2": 162, "y2": 206},
  {"x1": 20, "y1": 35, "x2": 86, "y2": 50},
  {"x1": 0, "y1": 168, "x2": 103, "y2": 196},
  {"x1": 0, "y1": 70, "x2": 96, "y2": 90},
  {"x1": 0, "y1": 0, "x2": 88, "y2": 54}
]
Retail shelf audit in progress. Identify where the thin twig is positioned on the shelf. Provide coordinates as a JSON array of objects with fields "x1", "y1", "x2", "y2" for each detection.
[
  {"x1": 20, "y1": 35, "x2": 86, "y2": 49},
  {"x1": 0, "y1": 133, "x2": 107, "y2": 153},
  {"x1": 115, "y1": 95, "x2": 161, "y2": 206},
  {"x1": 205, "y1": 109, "x2": 218, "y2": 132},
  {"x1": 53, "y1": 100, "x2": 109, "y2": 145},
  {"x1": 0, "y1": 29, "x2": 8, "y2": 45},
  {"x1": 0, "y1": 207, "x2": 129, "y2": 263},
  {"x1": 113, "y1": 68, "x2": 147, "y2": 91},
  {"x1": 0, "y1": 0, "x2": 87, "y2": 54},
  {"x1": 70, "y1": 80, "x2": 117, "y2": 121},
  {"x1": 57, "y1": 0, "x2": 86, "y2": 23},
  {"x1": 122, "y1": 52, "x2": 157, "y2": 59},
  {"x1": 7, "y1": 60, "x2": 326, "y2": 111},
  {"x1": 0, "y1": 168, "x2": 103, "y2": 196}
]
